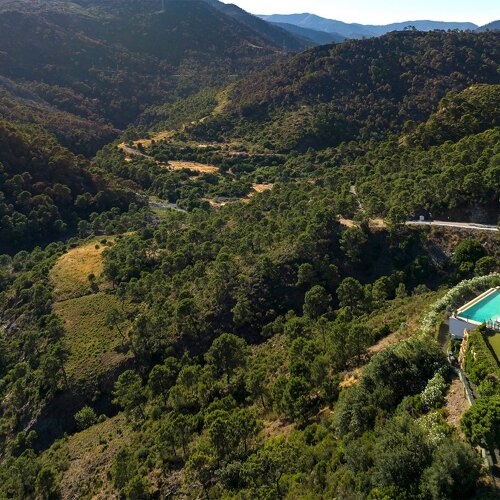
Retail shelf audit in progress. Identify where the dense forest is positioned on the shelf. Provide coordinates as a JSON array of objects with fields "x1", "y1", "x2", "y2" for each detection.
[
  {"x1": 0, "y1": 0, "x2": 303, "y2": 155},
  {"x1": 185, "y1": 30, "x2": 500, "y2": 150},
  {"x1": 0, "y1": 120, "x2": 141, "y2": 253},
  {"x1": 0, "y1": 7, "x2": 499, "y2": 499}
]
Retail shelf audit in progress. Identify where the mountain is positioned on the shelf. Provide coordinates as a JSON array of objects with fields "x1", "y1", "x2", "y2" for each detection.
[
  {"x1": 476, "y1": 20, "x2": 500, "y2": 31},
  {"x1": 202, "y1": 0, "x2": 308, "y2": 51},
  {"x1": 259, "y1": 13, "x2": 370, "y2": 39},
  {"x1": 185, "y1": 30, "x2": 500, "y2": 151},
  {"x1": 259, "y1": 13, "x2": 478, "y2": 39},
  {"x1": 0, "y1": 0, "x2": 304, "y2": 155},
  {"x1": 270, "y1": 22, "x2": 345, "y2": 45}
]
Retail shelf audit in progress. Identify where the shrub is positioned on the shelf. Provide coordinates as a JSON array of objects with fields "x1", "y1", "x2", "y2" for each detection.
[
  {"x1": 421, "y1": 373, "x2": 447, "y2": 411},
  {"x1": 74, "y1": 405, "x2": 97, "y2": 430}
]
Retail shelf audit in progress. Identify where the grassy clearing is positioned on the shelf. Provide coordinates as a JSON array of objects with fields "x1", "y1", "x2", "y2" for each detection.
[
  {"x1": 55, "y1": 292, "x2": 130, "y2": 392},
  {"x1": 168, "y1": 160, "x2": 219, "y2": 173},
  {"x1": 53, "y1": 415, "x2": 131, "y2": 499},
  {"x1": 50, "y1": 237, "x2": 114, "y2": 302},
  {"x1": 365, "y1": 291, "x2": 443, "y2": 338},
  {"x1": 486, "y1": 332, "x2": 500, "y2": 363}
]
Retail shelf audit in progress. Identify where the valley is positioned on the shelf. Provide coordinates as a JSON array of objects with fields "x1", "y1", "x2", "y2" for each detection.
[{"x1": 0, "y1": 1, "x2": 499, "y2": 498}]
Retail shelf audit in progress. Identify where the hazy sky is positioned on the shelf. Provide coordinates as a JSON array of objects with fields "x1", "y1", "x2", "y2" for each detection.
[{"x1": 222, "y1": 0, "x2": 498, "y2": 26}]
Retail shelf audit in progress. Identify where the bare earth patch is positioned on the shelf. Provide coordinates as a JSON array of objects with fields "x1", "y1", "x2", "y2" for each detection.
[
  {"x1": 262, "y1": 418, "x2": 295, "y2": 440},
  {"x1": 444, "y1": 374, "x2": 469, "y2": 438}
]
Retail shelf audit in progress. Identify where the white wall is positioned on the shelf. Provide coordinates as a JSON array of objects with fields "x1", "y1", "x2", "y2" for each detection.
[{"x1": 449, "y1": 317, "x2": 478, "y2": 339}]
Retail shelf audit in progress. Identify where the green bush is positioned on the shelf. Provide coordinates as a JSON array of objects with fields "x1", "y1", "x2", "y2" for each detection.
[
  {"x1": 463, "y1": 329, "x2": 500, "y2": 396},
  {"x1": 74, "y1": 406, "x2": 97, "y2": 431}
]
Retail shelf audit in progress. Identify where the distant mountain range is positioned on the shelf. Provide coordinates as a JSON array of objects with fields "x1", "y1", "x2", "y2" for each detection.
[
  {"x1": 258, "y1": 13, "x2": 497, "y2": 41},
  {"x1": 269, "y1": 22, "x2": 345, "y2": 45}
]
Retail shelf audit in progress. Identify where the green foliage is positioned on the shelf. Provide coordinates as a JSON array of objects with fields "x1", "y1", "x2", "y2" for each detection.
[
  {"x1": 190, "y1": 31, "x2": 499, "y2": 151},
  {"x1": 113, "y1": 371, "x2": 147, "y2": 420},
  {"x1": 420, "y1": 439, "x2": 481, "y2": 500},
  {"x1": 303, "y1": 285, "x2": 331, "y2": 319},
  {"x1": 475, "y1": 256, "x2": 499, "y2": 276},
  {"x1": 452, "y1": 239, "x2": 487, "y2": 268},
  {"x1": 463, "y1": 329, "x2": 500, "y2": 396},
  {"x1": 205, "y1": 333, "x2": 248, "y2": 384},
  {"x1": 35, "y1": 466, "x2": 60, "y2": 500},
  {"x1": 461, "y1": 396, "x2": 500, "y2": 449},
  {"x1": 74, "y1": 406, "x2": 97, "y2": 431},
  {"x1": 0, "y1": 121, "x2": 139, "y2": 253}
]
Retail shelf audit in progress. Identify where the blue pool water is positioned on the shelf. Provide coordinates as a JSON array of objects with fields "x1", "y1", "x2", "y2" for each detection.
[{"x1": 459, "y1": 290, "x2": 500, "y2": 324}]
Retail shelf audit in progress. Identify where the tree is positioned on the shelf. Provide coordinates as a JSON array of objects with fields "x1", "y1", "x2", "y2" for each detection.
[
  {"x1": 113, "y1": 370, "x2": 146, "y2": 420},
  {"x1": 243, "y1": 436, "x2": 299, "y2": 498},
  {"x1": 281, "y1": 376, "x2": 312, "y2": 422},
  {"x1": 461, "y1": 396, "x2": 500, "y2": 450},
  {"x1": 340, "y1": 226, "x2": 368, "y2": 264},
  {"x1": 35, "y1": 467, "x2": 60, "y2": 500},
  {"x1": 112, "y1": 448, "x2": 137, "y2": 491},
  {"x1": 296, "y1": 263, "x2": 315, "y2": 287},
  {"x1": 246, "y1": 366, "x2": 268, "y2": 408},
  {"x1": 337, "y1": 277, "x2": 364, "y2": 313},
  {"x1": 124, "y1": 475, "x2": 150, "y2": 500},
  {"x1": 452, "y1": 239, "x2": 486, "y2": 268},
  {"x1": 185, "y1": 452, "x2": 217, "y2": 499},
  {"x1": 105, "y1": 308, "x2": 127, "y2": 345},
  {"x1": 475, "y1": 256, "x2": 498, "y2": 276},
  {"x1": 303, "y1": 285, "x2": 331, "y2": 320},
  {"x1": 420, "y1": 440, "x2": 481, "y2": 500},
  {"x1": 148, "y1": 363, "x2": 175, "y2": 403},
  {"x1": 205, "y1": 333, "x2": 247, "y2": 384},
  {"x1": 372, "y1": 416, "x2": 432, "y2": 491},
  {"x1": 74, "y1": 405, "x2": 97, "y2": 430}
]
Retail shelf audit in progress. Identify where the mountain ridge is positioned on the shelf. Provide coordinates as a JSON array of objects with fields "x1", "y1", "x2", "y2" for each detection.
[{"x1": 259, "y1": 13, "x2": 480, "y2": 39}]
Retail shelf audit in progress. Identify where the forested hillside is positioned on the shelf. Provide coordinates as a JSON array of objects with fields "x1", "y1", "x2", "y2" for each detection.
[
  {"x1": 0, "y1": 0, "x2": 302, "y2": 154},
  {"x1": 0, "y1": 13, "x2": 499, "y2": 500},
  {"x1": 186, "y1": 30, "x2": 499, "y2": 150},
  {"x1": 0, "y1": 121, "x2": 139, "y2": 253}
]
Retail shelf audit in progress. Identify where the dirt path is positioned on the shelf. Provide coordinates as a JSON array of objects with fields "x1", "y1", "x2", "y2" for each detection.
[{"x1": 444, "y1": 373, "x2": 469, "y2": 438}]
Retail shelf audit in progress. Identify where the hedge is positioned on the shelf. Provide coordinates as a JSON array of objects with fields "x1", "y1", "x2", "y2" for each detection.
[{"x1": 463, "y1": 328, "x2": 500, "y2": 396}]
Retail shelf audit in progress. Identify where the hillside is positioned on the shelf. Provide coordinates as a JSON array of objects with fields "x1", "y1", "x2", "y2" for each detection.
[
  {"x1": 0, "y1": 6, "x2": 499, "y2": 500},
  {"x1": 259, "y1": 13, "x2": 478, "y2": 39},
  {"x1": 335, "y1": 85, "x2": 500, "y2": 222},
  {"x1": 0, "y1": 0, "x2": 303, "y2": 154},
  {"x1": 184, "y1": 30, "x2": 499, "y2": 151},
  {"x1": 0, "y1": 120, "x2": 138, "y2": 253},
  {"x1": 476, "y1": 20, "x2": 500, "y2": 32},
  {"x1": 270, "y1": 22, "x2": 346, "y2": 45}
]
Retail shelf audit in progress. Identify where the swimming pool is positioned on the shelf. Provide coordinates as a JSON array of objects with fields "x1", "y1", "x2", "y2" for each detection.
[{"x1": 457, "y1": 288, "x2": 500, "y2": 324}]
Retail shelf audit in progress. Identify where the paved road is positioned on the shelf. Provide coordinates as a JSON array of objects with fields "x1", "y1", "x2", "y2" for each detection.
[{"x1": 406, "y1": 220, "x2": 498, "y2": 232}]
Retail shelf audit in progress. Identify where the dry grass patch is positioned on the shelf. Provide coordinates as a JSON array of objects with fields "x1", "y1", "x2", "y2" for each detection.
[
  {"x1": 58, "y1": 415, "x2": 131, "y2": 499},
  {"x1": 252, "y1": 183, "x2": 273, "y2": 193},
  {"x1": 168, "y1": 160, "x2": 219, "y2": 173},
  {"x1": 55, "y1": 292, "x2": 130, "y2": 391},
  {"x1": 51, "y1": 237, "x2": 114, "y2": 302}
]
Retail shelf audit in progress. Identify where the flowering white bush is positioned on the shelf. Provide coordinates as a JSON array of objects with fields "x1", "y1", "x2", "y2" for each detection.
[
  {"x1": 418, "y1": 411, "x2": 450, "y2": 446},
  {"x1": 419, "y1": 274, "x2": 500, "y2": 337},
  {"x1": 421, "y1": 372, "x2": 447, "y2": 410}
]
